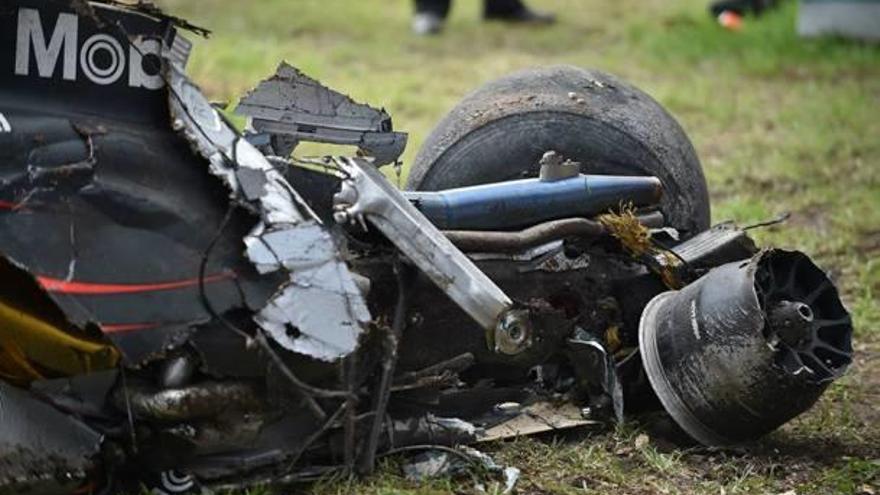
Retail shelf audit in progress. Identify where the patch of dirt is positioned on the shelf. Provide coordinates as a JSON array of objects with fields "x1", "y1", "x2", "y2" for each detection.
[
  {"x1": 786, "y1": 203, "x2": 831, "y2": 236},
  {"x1": 740, "y1": 174, "x2": 808, "y2": 197},
  {"x1": 709, "y1": 173, "x2": 808, "y2": 204},
  {"x1": 848, "y1": 342, "x2": 880, "y2": 431},
  {"x1": 855, "y1": 229, "x2": 880, "y2": 259}
]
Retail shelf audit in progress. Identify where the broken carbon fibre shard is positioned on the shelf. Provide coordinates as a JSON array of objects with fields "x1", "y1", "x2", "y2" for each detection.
[
  {"x1": 0, "y1": 381, "x2": 102, "y2": 493},
  {"x1": 164, "y1": 57, "x2": 370, "y2": 361},
  {"x1": 235, "y1": 62, "x2": 407, "y2": 165},
  {"x1": 72, "y1": 0, "x2": 212, "y2": 37}
]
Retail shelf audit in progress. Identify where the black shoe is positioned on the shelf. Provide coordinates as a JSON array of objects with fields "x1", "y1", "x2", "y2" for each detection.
[
  {"x1": 709, "y1": 0, "x2": 778, "y2": 17},
  {"x1": 484, "y1": 6, "x2": 556, "y2": 24}
]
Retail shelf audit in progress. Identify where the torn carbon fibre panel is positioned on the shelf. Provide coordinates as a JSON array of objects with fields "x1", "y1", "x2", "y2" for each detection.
[
  {"x1": 245, "y1": 222, "x2": 371, "y2": 358},
  {"x1": 0, "y1": 108, "x2": 278, "y2": 365},
  {"x1": 164, "y1": 59, "x2": 370, "y2": 361},
  {"x1": 1, "y1": 0, "x2": 367, "y2": 364}
]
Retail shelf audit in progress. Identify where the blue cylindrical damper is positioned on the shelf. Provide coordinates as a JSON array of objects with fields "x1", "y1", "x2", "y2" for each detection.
[{"x1": 402, "y1": 174, "x2": 663, "y2": 230}]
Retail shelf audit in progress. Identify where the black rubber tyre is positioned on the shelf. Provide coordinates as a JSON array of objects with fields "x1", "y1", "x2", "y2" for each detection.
[{"x1": 406, "y1": 66, "x2": 711, "y2": 236}]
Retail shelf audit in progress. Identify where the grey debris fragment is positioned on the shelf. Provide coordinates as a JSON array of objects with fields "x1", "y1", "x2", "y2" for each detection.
[
  {"x1": 493, "y1": 402, "x2": 522, "y2": 414},
  {"x1": 235, "y1": 62, "x2": 407, "y2": 164},
  {"x1": 502, "y1": 467, "x2": 521, "y2": 494},
  {"x1": 163, "y1": 55, "x2": 369, "y2": 361},
  {"x1": 427, "y1": 414, "x2": 481, "y2": 438},
  {"x1": 244, "y1": 223, "x2": 336, "y2": 274},
  {"x1": 402, "y1": 451, "x2": 454, "y2": 481},
  {"x1": 235, "y1": 167, "x2": 269, "y2": 202},
  {"x1": 401, "y1": 446, "x2": 520, "y2": 494},
  {"x1": 255, "y1": 267, "x2": 369, "y2": 360},
  {"x1": 390, "y1": 414, "x2": 482, "y2": 447},
  {"x1": 461, "y1": 447, "x2": 524, "y2": 494}
]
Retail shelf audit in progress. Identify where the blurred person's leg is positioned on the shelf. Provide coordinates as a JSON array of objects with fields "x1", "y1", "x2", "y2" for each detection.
[
  {"x1": 483, "y1": 0, "x2": 556, "y2": 23},
  {"x1": 413, "y1": 0, "x2": 450, "y2": 35}
]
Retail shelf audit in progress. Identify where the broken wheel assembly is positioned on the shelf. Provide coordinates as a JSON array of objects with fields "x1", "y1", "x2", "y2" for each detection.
[
  {"x1": 640, "y1": 250, "x2": 852, "y2": 445},
  {"x1": 0, "y1": 2, "x2": 855, "y2": 492}
]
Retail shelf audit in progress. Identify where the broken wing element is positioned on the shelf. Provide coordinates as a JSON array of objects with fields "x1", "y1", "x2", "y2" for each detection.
[
  {"x1": 235, "y1": 62, "x2": 407, "y2": 165},
  {"x1": 165, "y1": 60, "x2": 370, "y2": 361}
]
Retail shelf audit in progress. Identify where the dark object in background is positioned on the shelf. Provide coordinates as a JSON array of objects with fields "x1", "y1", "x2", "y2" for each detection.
[
  {"x1": 413, "y1": 0, "x2": 555, "y2": 35},
  {"x1": 798, "y1": 0, "x2": 880, "y2": 42},
  {"x1": 709, "y1": 0, "x2": 780, "y2": 17}
]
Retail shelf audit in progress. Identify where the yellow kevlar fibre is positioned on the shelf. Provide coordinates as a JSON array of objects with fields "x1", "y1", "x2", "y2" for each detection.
[
  {"x1": 597, "y1": 204, "x2": 653, "y2": 256},
  {"x1": 0, "y1": 297, "x2": 119, "y2": 384},
  {"x1": 598, "y1": 204, "x2": 683, "y2": 289}
]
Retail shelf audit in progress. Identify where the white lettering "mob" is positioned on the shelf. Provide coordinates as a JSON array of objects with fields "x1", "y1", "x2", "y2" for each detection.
[{"x1": 14, "y1": 8, "x2": 164, "y2": 89}]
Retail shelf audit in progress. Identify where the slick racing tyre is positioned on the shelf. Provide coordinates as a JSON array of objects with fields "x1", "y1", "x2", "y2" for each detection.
[{"x1": 406, "y1": 65, "x2": 711, "y2": 237}]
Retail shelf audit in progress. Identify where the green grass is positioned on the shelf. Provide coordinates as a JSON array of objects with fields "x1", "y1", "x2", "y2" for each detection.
[{"x1": 155, "y1": 0, "x2": 879, "y2": 493}]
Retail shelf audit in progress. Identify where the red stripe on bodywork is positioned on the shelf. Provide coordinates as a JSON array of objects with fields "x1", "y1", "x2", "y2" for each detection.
[
  {"x1": 0, "y1": 200, "x2": 21, "y2": 210},
  {"x1": 37, "y1": 272, "x2": 235, "y2": 295},
  {"x1": 100, "y1": 322, "x2": 161, "y2": 333}
]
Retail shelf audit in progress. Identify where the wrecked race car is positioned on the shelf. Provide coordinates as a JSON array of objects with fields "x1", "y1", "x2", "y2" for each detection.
[{"x1": 0, "y1": 1, "x2": 855, "y2": 493}]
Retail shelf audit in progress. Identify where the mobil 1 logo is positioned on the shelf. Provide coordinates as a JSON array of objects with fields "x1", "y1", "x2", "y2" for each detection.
[{"x1": 12, "y1": 6, "x2": 165, "y2": 90}]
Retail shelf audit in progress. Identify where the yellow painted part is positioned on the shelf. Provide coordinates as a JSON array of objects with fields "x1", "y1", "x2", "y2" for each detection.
[
  {"x1": 0, "y1": 298, "x2": 119, "y2": 383},
  {"x1": 604, "y1": 325, "x2": 622, "y2": 354},
  {"x1": 0, "y1": 343, "x2": 44, "y2": 385}
]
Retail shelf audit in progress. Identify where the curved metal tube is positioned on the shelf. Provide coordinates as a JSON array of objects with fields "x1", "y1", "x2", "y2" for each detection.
[
  {"x1": 116, "y1": 381, "x2": 261, "y2": 421},
  {"x1": 443, "y1": 212, "x2": 665, "y2": 253},
  {"x1": 444, "y1": 218, "x2": 604, "y2": 252}
]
